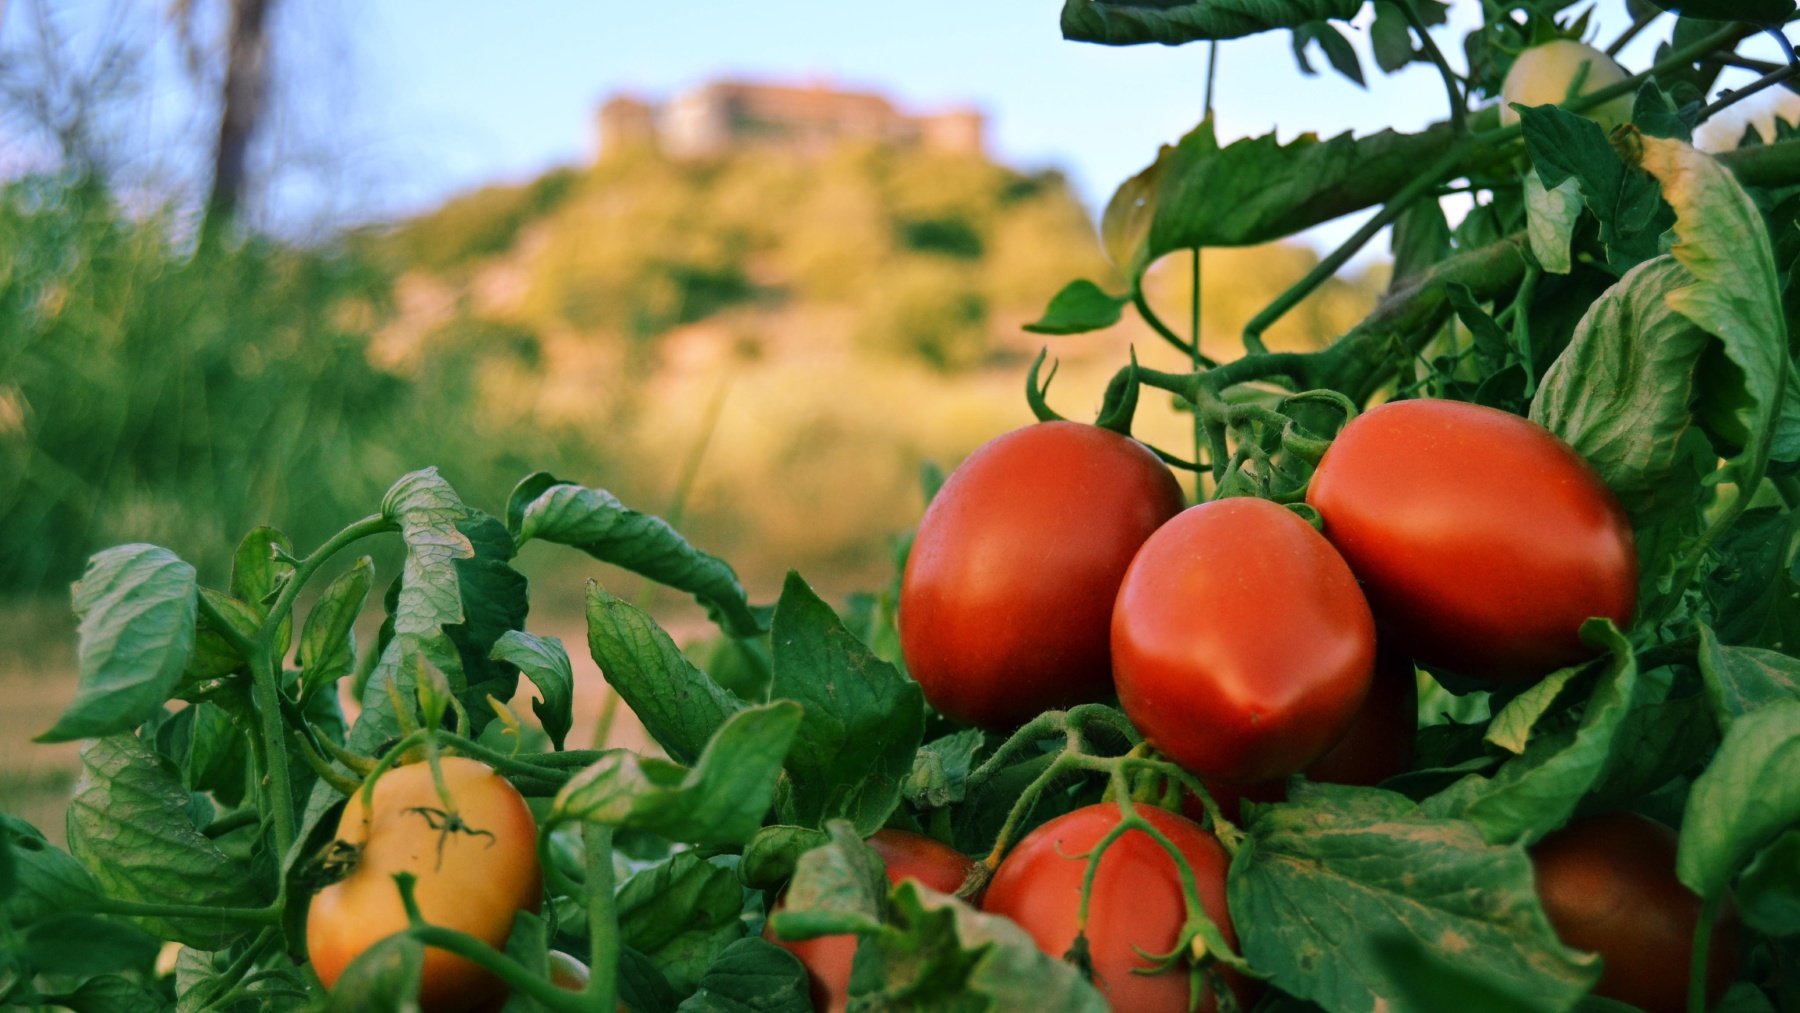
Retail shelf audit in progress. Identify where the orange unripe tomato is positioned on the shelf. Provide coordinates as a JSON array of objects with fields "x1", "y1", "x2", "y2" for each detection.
[{"x1": 307, "y1": 757, "x2": 542, "y2": 1013}]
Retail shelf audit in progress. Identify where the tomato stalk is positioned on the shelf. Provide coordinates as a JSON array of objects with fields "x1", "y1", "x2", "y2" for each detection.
[
  {"x1": 1069, "y1": 768, "x2": 1251, "y2": 982},
  {"x1": 1687, "y1": 893, "x2": 1722, "y2": 1013},
  {"x1": 390, "y1": 873, "x2": 592, "y2": 1013},
  {"x1": 583, "y1": 824, "x2": 622, "y2": 1013}
]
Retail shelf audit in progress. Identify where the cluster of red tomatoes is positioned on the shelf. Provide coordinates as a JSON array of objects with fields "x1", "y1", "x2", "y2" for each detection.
[
  {"x1": 886, "y1": 399, "x2": 1732, "y2": 1013},
  {"x1": 301, "y1": 402, "x2": 1733, "y2": 1013}
]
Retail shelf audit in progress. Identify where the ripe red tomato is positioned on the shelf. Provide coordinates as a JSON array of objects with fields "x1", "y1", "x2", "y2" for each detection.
[
  {"x1": 900, "y1": 421, "x2": 1184, "y2": 730},
  {"x1": 1112, "y1": 497, "x2": 1376, "y2": 784},
  {"x1": 1306, "y1": 399, "x2": 1636, "y2": 684},
  {"x1": 1187, "y1": 650, "x2": 1417, "y2": 822},
  {"x1": 770, "y1": 829, "x2": 975, "y2": 1013},
  {"x1": 1531, "y1": 813, "x2": 1738, "y2": 1013},
  {"x1": 307, "y1": 757, "x2": 542, "y2": 1012},
  {"x1": 982, "y1": 803, "x2": 1250, "y2": 1012}
]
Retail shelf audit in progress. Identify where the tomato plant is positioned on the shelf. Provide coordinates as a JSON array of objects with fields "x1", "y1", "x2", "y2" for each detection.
[
  {"x1": 899, "y1": 420, "x2": 1183, "y2": 729},
  {"x1": 1113, "y1": 496, "x2": 1376, "y2": 783},
  {"x1": 982, "y1": 803, "x2": 1248, "y2": 1013},
  {"x1": 769, "y1": 829, "x2": 975, "y2": 1013},
  {"x1": 1531, "y1": 812, "x2": 1740, "y2": 1013},
  {"x1": 1307, "y1": 399, "x2": 1637, "y2": 684},
  {"x1": 8, "y1": 4, "x2": 1800, "y2": 1012},
  {"x1": 307, "y1": 757, "x2": 542, "y2": 1011}
]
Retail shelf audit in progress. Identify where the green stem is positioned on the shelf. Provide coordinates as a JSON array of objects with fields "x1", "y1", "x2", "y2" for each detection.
[
  {"x1": 85, "y1": 896, "x2": 278, "y2": 925},
  {"x1": 1243, "y1": 140, "x2": 1470, "y2": 351},
  {"x1": 407, "y1": 924, "x2": 588, "y2": 1013},
  {"x1": 584, "y1": 824, "x2": 621, "y2": 1013},
  {"x1": 1134, "y1": 286, "x2": 1203, "y2": 361},
  {"x1": 249, "y1": 648, "x2": 299, "y2": 858},
  {"x1": 191, "y1": 927, "x2": 280, "y2": 1012},
  {"x1": 262, "y1": 514, "x2": 395, "y2": 637},
  {"x1": 391, "y1": 873, "x2": 588, "y2": 1012},
  {"x1": 980, "y1": 749, "x2": 1078, "y2": 871},
  {"x1": 1606, "y1": 8, "x2": 1662, "y2": 56},
  {"x1": 195, "y1": 591, "x2": 258, "y2": 660},
  {"x1": 1400, "y1": 0, "x2": 1465, "y2": 133},
  {"x1": 1687, "y1": 893, "x2": 1721, "y2": 1013}
]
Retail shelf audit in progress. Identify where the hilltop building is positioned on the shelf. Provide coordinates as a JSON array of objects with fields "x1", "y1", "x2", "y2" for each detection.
[{"x1": 597, "y1": 80, "x2": 985, "y2": 160}]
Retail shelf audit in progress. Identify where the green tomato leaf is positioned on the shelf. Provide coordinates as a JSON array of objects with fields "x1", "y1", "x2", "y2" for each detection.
[
  {"x1": 676, "y1": 936, "x2": 813, "y2": 1013},
  {"x1": 853, "y1": 881, "x2": 1109, "y2": 1012},
  {"x1": 1519, "y1": 106, "x2": 1671, "y2": 272},
  {"x1": 1228, "y1": 782, "x2": 1600, "y2": 1013},
  {"x1": 1523, "y1": 168, "x2": 1582, "y2": 275},
  {"x1": 1292, "y1": 21, "x2": 1365, "y2": 88},
  {"x1": 1061, "y1": 0, "x2": 1362, "y2": 45},
  {"x1": 0, "y1": 814, "x2": 97, "y2": 927},
  {"x1": 1700, "y1": 623, "x2": 1800, "y2": 723},
  {"x1": 382, "y1": 468, "x2": 477, "y2": 637},
  {"x1": 553, "y1": 701, "x2": 802, "y2": 846},
  {"x1": 442, "y1": 511, "x2": 531, "y2": 711},
  {"x1": 1368, "y1": 932, "x2": 1559, "y2": 1013},
  {"x1": 1736, "y1": 829, "x2": 1800, "y2": 936},
  {"x1": 1390, "y1": 194, "x2": 1451, "y2": 287},
  {"x1": 1368, "y1": 3, "x2": 1415, "y2": 74},
  {"x1": 1023, "y1": 279, "x2": 1129, "y2": 335},
  {"x1": 1678, "y1": 699, "x2": 1800, "y2": 900},
  {"x1": 1634, "y1": 133, "x2": 1788, "y2": 497},
  {"x1": 37, "y1": 976, "x2": 166, "y2": 1013},
  {"x1": 508, "y1": 473, "x2": 768, "y2": 637},
  {"x1": 1702, "y1": 508, "x2": 1800, "y2": 651},
  {"x1": 1577, "y1": 689, "x2": 1718, "y2": 817},
  {"x1": 298, "y1": 556, "x2": 373, "y2": 702},
  {"x1": 768, "y1": 821, "x2": 889, "y2": 940},
  {"x1": 65, "y1": 734, "x2": 261, "y2": 948},
  {"x1": 1485, "y1": 666, "x2": 1583, "y2": 755},
  {"x1": 1530, "y1": 256, "x2": 1714, "y2": 529},
  {"x1": 490, "y1": 630, "x2": 575, "y2": 750},
  {"x1": 18, "y1": 913, "x2": 159, "y2": 976},
  {"x1": 1426, "y1": 621, "x2": 1640, "y2": 845},
  {"x1": 769, "y1": 572, "x2": 925, "y2": 834},
  {"x1": 586, "y1": 581, "x2": 745, "y2": 764},
  {"x1": 39, "y1": 544, "x2": 197, "y2": 743},
  {"x1": 181, "y1": 587, "x2": 260, "y2": 691},
  {"x1": 741, "y1": 824, "x2": 830, "y2": 890},
  {"x1": 617, "y1": 852, "x2": 747, "y2": 994},
  {"x1": 903, "y1": 729, "x2": 987, "y2": 809},
  {"x1": 618, "y1": 946, "x2": 683, "y2": 1013},
  {"x1": 1103, "y1": 118, "x2": 1457, "y2": 272},
  {"x1": 230, "y1": 525, "x2": 293, "y2": 656},
  {"x1": 326, "y1": 934, "x2": 426, "y2": 1012}
]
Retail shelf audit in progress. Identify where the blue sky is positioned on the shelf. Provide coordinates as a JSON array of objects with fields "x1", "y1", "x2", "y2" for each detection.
[{"x1": 12, "y1": 1, "x2": 1790, "y2": 246}]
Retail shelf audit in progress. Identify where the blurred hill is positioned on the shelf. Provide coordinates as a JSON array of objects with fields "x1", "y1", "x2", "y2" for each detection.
[
  {"x1": 1, "y1": 128, "x2": 1386, "y2": 608},
  {"x1": 357, "y1": 138, "x2": 1386, "y2": 600}
]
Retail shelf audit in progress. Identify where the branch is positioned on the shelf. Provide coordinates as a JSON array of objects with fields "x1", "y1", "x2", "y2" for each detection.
[{"x1": 1697, "y1": 61, "x2": 1800, "y2": 124}]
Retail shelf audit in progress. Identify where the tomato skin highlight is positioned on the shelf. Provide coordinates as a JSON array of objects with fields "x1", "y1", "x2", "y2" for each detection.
[
  {"x1": 1112, "y1": 497, "x2": 1376, "y2": 784},
  {"x1": 900, "y1": 421, "x2": 1185, "y2": 730},
  {"x1": 768, "y1": 829, "x2": 975, "y2": 1013},
  {"x1": 982, "y1": 803, "x2": 1248, "y2": 1013},
  {"x1": 307, "y1": 757, "x2": 542, "y2": 1013},
  {"x1": 1306, "y1": 399, "x2": 1636, "y2": 685},
  {"x1": 1531, "y1": 813, "x2": 1738, "y2": 1013}
]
